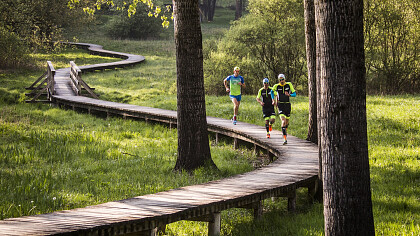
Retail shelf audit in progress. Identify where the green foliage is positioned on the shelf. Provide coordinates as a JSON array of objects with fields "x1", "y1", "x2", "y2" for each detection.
[
  {"x1": 0, "y1": 25, "x2": 30, "y2": 69},
  {"x1": 105, "y1": 5, "x2": 165, "y2": 40},
  {"x1": 0, "y1": 0, "x2": 91, "y2": 69},
  {"x1": 204, "y1": 0, "x2": 306, "y2": 95},
  {"x1": 364, "y1": 0, "x2": 420, "y2": 94}
]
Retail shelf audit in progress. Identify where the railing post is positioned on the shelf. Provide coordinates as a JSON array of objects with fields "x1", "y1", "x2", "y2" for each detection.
[{"x1": 47, "y1": 61, "x2": 55, "y2": 101}]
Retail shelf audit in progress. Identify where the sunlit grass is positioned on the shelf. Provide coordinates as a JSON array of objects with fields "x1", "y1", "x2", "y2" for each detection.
[
  {"x1": 0, "y1": 104, "x2": 256, "y2": 219},
  {"x1": 30, "y1": 48, "x2": 120, "y2": 70}
]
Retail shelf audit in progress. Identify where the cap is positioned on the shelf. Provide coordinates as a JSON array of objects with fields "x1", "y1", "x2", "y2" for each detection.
[
  {"x1": 278, "y1": 74, "x2": 285, "y2": 79},
  {"x1": 234, "y1": 66, "x2": 240, "y2": 71},
  {"x1": 263, "y1": 78, "x2": 269, "y2": 83}
]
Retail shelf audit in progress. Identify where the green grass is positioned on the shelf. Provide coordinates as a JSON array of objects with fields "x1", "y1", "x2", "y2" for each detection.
[
  {"x1": 1, "y1": 6, "x2": 419, "y2": 235},
  {"x1": 0, "y1": 103, "x2": 256, "y2": 220}
]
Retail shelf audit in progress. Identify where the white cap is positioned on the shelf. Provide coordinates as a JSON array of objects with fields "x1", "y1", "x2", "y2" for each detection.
[{"x1": 278, "y1": 74, "x2": 285, "y2": 79}]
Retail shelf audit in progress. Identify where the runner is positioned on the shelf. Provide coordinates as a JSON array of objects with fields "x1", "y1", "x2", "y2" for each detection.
[
  {"x1": 272, "y1": 74, "x2": 296, "y2": 144},
  {"x1": 224, "y1": 66, "x2": 245, "y2": 125},
  {"x1": 256, "y1": 78, "x2": 277, "y2": 138}
]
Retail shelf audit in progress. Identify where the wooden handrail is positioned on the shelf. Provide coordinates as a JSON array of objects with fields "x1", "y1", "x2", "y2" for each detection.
[
  {"x1": 26, "y1": 61, "x2": 55, "y2": 103},
  {"x1": 69, "y1": 61, "x2": 99, "y2": 99}
]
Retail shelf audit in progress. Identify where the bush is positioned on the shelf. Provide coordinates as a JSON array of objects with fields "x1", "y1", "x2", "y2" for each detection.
[
  {"x1": 0, "y1": 26, "x2": 30, "y2": 69},
  {"x1": 106, "y1": 6, "x2": 164, "y2": 40},
  {"x1": 364, "y1": 0, "x2": 420, "y2": 94}
]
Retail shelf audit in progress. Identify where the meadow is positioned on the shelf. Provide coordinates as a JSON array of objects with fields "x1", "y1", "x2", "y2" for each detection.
[{"x1": 1, "y1": 7, "x2": 419, "y2": 235}]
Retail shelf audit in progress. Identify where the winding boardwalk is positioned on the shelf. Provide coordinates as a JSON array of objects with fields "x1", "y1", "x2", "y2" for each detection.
[{"x1": 0, "y1": 43, "x2": 319, "y2": 235}]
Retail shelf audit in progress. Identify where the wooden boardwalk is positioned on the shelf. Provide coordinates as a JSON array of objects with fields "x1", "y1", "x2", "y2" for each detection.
[{"x1": 0, "y1": 43, "x2": 319, "y2": 235}]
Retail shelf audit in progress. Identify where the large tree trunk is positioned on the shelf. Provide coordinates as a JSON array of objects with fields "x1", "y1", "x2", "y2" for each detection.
[
  {"x1": 314, "y1": 0, "x2": 375, "y2": 235},
  {"x1": 304, "y1": 0, "x2": 322, "y2": 202},
  {"x1": 173, "y1": 0, "x2": 215, "y2": 171},
  {"x1": 305, "y1": 0, "x2": 318, "y2": 145}
]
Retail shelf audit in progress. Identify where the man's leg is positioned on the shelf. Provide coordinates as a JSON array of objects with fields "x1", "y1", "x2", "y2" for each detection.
[
  {"x1": 281, "y1": 116, "x2": 288, "y2": 144},
  {"x1": 233, "y1": 99, "x2": 240, "y2": 117},
  {"x1": 269, "y1": 116, "x2": 275, "y2": 131},
  {"x1": 232, "y1": 98, "x2": 240, "y2": 124},
  {"x1": 265, "y1": 119, "x2": 270, "y2": 138}
]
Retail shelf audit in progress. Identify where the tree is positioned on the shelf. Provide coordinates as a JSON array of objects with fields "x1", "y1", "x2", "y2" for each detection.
[
  {"x1": 235, "y1": 0, "x2": 242, "y2": 20},
  {"x1": 315, "y1": 0, "x2": 375, "y2": 234},
  {"x1": 364, "y1": 0, "x2": 419, "y2": 94},
  {"x1": 70, "y1": 0, "x2": 215, "y2": 171},
  {"x1": 0, "y1": 0, "x2": 89, "y2": 68},
  {"x1": 173, "y1": 0, "x2": 216, "y2": 171},
  {"x1": 304, "y1": 0, "x2": 317, "y2": 145},
  {"x1": 201, "y1": 0, "x2": 217, "y2": 22},
  {"x1": 304, "y1": 0, "x2": 323, "y2": 202},
  {"x1": 207, "y1": 0, "x2": 216, "y2": 21}
]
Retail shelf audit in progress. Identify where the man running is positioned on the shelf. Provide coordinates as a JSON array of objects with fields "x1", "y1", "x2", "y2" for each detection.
[
  {"x1": 272, "y1": 74, "x2": 296, "y2": 144},
  {"x1": 224, "y1": 66, "x2": 245, "y2": 125},
  {"x1": 256, "y1": 78, "x2": 277, "y2": 138}
]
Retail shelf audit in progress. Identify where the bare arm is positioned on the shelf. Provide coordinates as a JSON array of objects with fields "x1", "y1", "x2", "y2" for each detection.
[{"x1": 224, "y1": 79, "x2": 230, "y2": 92}]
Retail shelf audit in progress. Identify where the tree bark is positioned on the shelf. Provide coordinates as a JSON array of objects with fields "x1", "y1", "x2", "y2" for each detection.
[
  {"x1": 314, "y1": 0, "x2": 375, "y2": 235},
  {"x1": 305, "y1": 0, "x2": 318, "y2": 145},
  {"x1": 207, "y1": 0, "x2": 216, "y2": 21},
  {"x1": 305, "y1": 0, "x2": 323, "y2": 202},
  {"x1": 173, "y1": 0, "x2": 216, "y2": 171},
  {"x1": 235, "y1": 0, "x2": 242, "y2": 20}
]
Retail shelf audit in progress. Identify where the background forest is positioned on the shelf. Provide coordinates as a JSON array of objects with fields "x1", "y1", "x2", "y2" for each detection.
[{"x1": 1, "y1": 0, "x2": 418, "y2": 94}]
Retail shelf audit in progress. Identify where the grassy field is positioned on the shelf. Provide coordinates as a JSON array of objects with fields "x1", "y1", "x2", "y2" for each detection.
[{"x1": 1, "y1": 7, "x2": 419, "y2": 235}]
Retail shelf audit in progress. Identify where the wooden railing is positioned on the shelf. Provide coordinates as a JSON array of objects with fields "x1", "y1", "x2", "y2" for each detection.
[
  {"x1": 69, "y1": 61, "x2": 99, "y2": 98},
  {"x1": 26, "y1": 61, "x2": 55, "y2": 103}
]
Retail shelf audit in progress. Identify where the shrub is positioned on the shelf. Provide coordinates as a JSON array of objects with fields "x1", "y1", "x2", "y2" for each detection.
[
  {"x1": 106, "y1": 6, "x2": 164, "y2": 40},
  {"x1": 0, "y1": 26, "x2": 30, "y2": 69}
]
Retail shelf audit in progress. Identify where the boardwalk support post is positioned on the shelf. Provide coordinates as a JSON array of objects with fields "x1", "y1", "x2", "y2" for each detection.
[
  {"x1": 268, "y1": 151, "x2": 275, "y2": 162},
  {"x1": 253, "y1": 201, "x2": 263, "y2": 220},
  {"x1": 287, "y1": 189, "x2": 296, "y2": 212},
  {"x1": 234, "y1": 138, "x2": 239, "y2": 149},
  {"x1": 254, "y1": 144, "x2": 259, "y2": 155},
  {"x1": 208, "y1": 212, "x2": 221, "y2": 236}
]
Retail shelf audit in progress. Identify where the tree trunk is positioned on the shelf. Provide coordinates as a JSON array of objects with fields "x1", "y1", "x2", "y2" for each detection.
[
  {"x1": 201, "y1": 0, "x2": 208, "y2": 21},
  {"x1": 314, "y1": 0, "x2": 375, "y2": 235},
  {"x1": 235, "y1": 0, "x2": 242, "y2": 20},
  {"x1": 305, "y1": 0, "x2": 318, "y2": 145},
  {"x1": 207, "y1": 0, "x2": 216, "y2": 21},
  {"x1": 305, "y1": 0, "x2": 323, "y2": 202},
  {"x1": 173, "y1": 0, "x2": 216, "y2": 171}
]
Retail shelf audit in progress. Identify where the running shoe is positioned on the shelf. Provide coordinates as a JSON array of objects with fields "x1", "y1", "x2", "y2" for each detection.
[
  {"x1": 232, "y1": 119, "x2": 237, "y2": 125},
  {"x1": 267, "y1": 133, "x2": 270, "y2": 138},
  {"x1": 283, "y1": 140, "x2": 287, "y2": 145}
]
